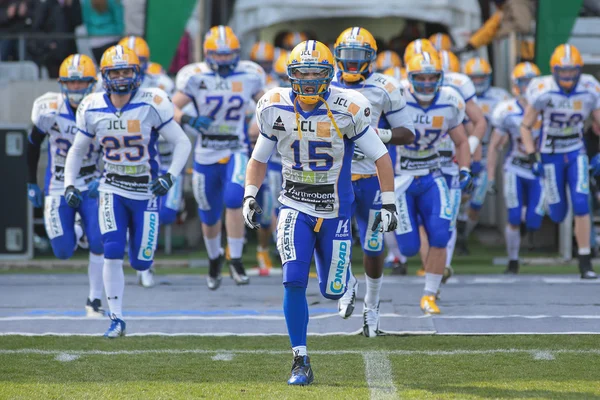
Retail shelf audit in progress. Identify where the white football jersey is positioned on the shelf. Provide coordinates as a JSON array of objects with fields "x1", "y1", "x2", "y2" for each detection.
[
  {"x1": 175, "y1": 62, "x2": 210, "y2": 92},
  {"x1": 526, "y1": 74, "x2": 600, "y2": 154},
  {"x1": 76, "y1": 88, "x2": 175, "y2": 200},
  {"x1": 256, "y1": 86, "x2": 373, "y2": 218},
  {"x1": 397, "y1": 86, "x2": 466, "y2": 176},
  {"x1": 476, "y1": 86, "x2": 512, "y2": 159},
  {"x1": 332, "y1": 72, "x2": 413, "y2": 174},
  {"x1": 31, "y1": 92, "x2": 100, "y2": 195},
  {"x1": 181, "y1": 61, "x2": 265, "y2": 164},
  {"x1": 491, "y1": 98, "x2": 541, "y2": 179}
]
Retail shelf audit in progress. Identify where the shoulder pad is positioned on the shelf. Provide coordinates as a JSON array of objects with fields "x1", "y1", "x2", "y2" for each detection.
[
  {"x1": 237, "y1": 60, "x2": 266, "y2": 77},
  {"x1": 369, "y1": 73, "x2": 401, "y2": 93},
  {"x1": 440, "y1": 86, "x2": 465, "y2": 109},
  {"x1": 331, "y1": 88, "x2": 371, "y2": 116},
  {"x1": 256, "y1": 87, "x2": 288, "y2": 111},
  {"x1": 32, "y1": 92, "x2": 61, "y2": 127}
]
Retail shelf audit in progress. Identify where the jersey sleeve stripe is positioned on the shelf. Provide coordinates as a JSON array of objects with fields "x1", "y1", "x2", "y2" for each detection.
[
  {"x1": 260, "y1": 131, "x2": 277, "y2": 141},
  {"x1": 385, "y1": 106, "x2": 406, "y2": 116},
  {"x1": 78, "y1": 128, "x2": 95, "y2": 138},
  {"x1": 350, "y1": 125, "x2": 369, "y2": 141},
  {"x1": 156, "y1": 116, "x2": 173, "y2": 131},
  {"x1": 464, "y1": 94, "x2": 476, "y2": 103}
]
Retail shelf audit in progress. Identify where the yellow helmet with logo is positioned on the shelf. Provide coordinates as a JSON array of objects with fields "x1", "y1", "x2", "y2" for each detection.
[
  {"x1": 464, "y1": 57, "x2": 492, "y2": 95},
  {"x1": 439, "y1": 50, "x2": 460, "y2": 73},
  {"x1": 145, "y1": 61, "x2": 165, "y2": 76},
  {"x1": 334, "y1": 27, "x2": 377, "y2": 83},
  {"x1": 429, "y1": 33, "x2": 452, "y2": 51},
  {"x1": 58, "y1": 54, "x2": 97, "y2": 105},
  {"x1": 283, "y1": 31, "x2": 308, "y2": 50},
  {"x1": 407, "y1": 51, "x2": 443, "y2": 102},
  {"x1": 403, "y1": 38, "x2": 436, "y2": 66},
  {"x1": 511, "y1": 61, "x2": 541, "y2": 96},
  {"x1": 204, "y1": 25, "x2": 240, "y2": 75},
  {"x1": 287, "y1": 40, "x2": 334, "y2": 104},
  {"x1": 250, "y1": 41, "x2": 276, "y2": 73},
  {"x1": 118, "y1": 36, "x2": 150, "y2": 71},
  {"x1": 273, "y1": 50, "x2": 290, "y2": 87},
  {"x1": 100, "y1": 45, "x2": 141, "y2": 94},
  {"x1": 550, "y1": 44, "x2": 583, "y2": 91},
  {"x1": 375, "y1": 50, "x2": 401, "y2": 72},
  {"x1": 384, "y1": 66, "x2": 406, "y2": 81}
]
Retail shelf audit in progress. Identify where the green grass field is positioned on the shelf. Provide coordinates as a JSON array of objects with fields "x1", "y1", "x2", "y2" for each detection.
[{"x1": 1, "y1": 335, "x2": 599, "y2": 399}]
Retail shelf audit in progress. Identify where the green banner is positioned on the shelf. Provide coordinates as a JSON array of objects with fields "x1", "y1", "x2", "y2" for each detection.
[
  {"x1": 146, "y1": 0, "x2": 197, "y2": 69},
  {"x1": 535, "y1": 0, "x2": 584, "y2": 74}
]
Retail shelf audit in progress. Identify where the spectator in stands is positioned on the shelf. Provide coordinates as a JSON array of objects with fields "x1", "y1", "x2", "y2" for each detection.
[
  {"x1": 28, "y1": 0, "x2": 82, "y2": 78},
  {"x1": 81, "y1": 0, "x2": 123, "y2": 63},
  {"x1": 0, "y1": 0, "x2": 32, "y2": 61},
  {"x1": 456, "y1": 0, "x2": 535, "y2": 61}
]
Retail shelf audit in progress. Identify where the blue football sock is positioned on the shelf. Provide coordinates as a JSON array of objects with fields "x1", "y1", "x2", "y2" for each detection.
[{"x1": 283, "y1": 285, "x2": 308, "y2": 348}]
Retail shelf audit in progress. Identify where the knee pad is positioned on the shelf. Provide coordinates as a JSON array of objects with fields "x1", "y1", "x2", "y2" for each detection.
[
  {"x1": 103, "y1": 240, "x2": 125, "y2": 261},
  {"x1": 283, "y1": 261, "x2": 310, "y2": 289},
  {"x1": 87, "y1": 237, "x2": 104, "y2": 256},
  {"x1": 198, "y1": 208, "x2": 222, "y2": 226},
  {"x1": 224, "y1": 181, "x2": 244, "y2": 209},
  {"x1": 548, "y1": 203, "x2": 568, "y2": 223},
  {"x1": 397, "y1": 233, "x2": 420, "y2": 257},
  {"x1": 130, "y1": 258, "x2": 153, "y2": 271},
  {"x1": 507, "y1": 208, "x2": 522, "y2": 227},
  {"x1": 50, "y1": 238, "x2": 75, "y2": 260},
  {"x1": 429, "y1": 228, "x2": 451, "y2": 248},
  {"x1": 572, "y1": 194, "x2": 590, "y2": 216},
  {"x1": 160, "y1": 207, "x2": 178, "y2": 225}
]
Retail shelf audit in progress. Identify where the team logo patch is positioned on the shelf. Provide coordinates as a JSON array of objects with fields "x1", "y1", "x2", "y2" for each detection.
[
  {"x1": 127, "y1": 120, "x2": 141, "y2": 133},
  {"x1": 326, "y1": 239, "x2": 351, "y2": 295},
  {"x1": 364, "y1": 107, "x2": 370, "y2": 117},
  {"x1": 276, "y1": 209, "x2": 298, "y2": 263},
  {"x1": 272, "y1": 116, "x2": 286, "y2": 131},
  {"x1": 153, "y1": 95, "x2": 163, "y2": 105},
  {"x1": 138, "y1": 211, "x2": 159, "y2": 261},
  {"x1": 99, "y1": 192, "x2": 117, "y2": 234},
  {"x1": 44, "y1": 196, "x2": 63, "y2": 240},
  {"x1": 231, "y1": 153, "x2": 248, "y2": 186},
  {"x1": 198, "y1": 80, "x2": 207, "y2": 90},
  {"x1": 434, "y1": 177, "x2": 453, "y2": 220},
  {"x1": 348, "y1": 102, "x2": 360, "y2": 116}
]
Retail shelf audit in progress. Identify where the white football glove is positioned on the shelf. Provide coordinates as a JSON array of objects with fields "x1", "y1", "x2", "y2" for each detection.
[
  {"x1": 242, "y1": 196, "x2": 262, "y2": 230},
  {"x1": 371, "y1": 192, "x2": 398, "y2": 232}
]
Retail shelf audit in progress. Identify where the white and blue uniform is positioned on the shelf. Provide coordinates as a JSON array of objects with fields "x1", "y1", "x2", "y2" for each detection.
[
  {"x1": 491, "y1": 98, "x2": 544, "y2": 229},
  {"x1": 73, "y1": 88, "x2": 180, "y2": 270},
  {"x1": 470, "y1": 86, "x2": 511, "y2": 210},
  {"x1": 179, "y1": 60, "x2": 265, "y2": 225},
  {"x1": 332, "y1": 71, "x2": 413, "y2": 256},
  {"x1": 394, "y1": 86, "x2": 466, "y2": 256},
  {"x1": 526, "y1": 74, "x2": 600, "y2": 221},
  {"x1": 31, "y1": 92, "x2": 103, "y2": 257},
  {"x1": 254, "y1": 86, "x2": 386, "y2": 297}
]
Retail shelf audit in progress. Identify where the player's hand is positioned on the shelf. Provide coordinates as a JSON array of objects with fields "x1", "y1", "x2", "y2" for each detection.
[
  {"x1": 591, "y1": 154, "x2": 600, "y2": 176},
  {"x1": 528, "y1": 153, "x2": 544, "y2": 177},
  {"x1": 470, "y1": 160, "x2": 482, "y2": 176},
  {"x1": 371, "y1": 192, "x2": 398, "y2": 232},
  {"x1": 150, "y1": 173, "x2": 174, "y2": 196},
  {"x1": 459, "y1": 167, "x2": 474, "y2": 193},
  {"x1": 242, "y1": 196, "x2": 262, "y2": 230},
  {"x1": 87, "y1": 179, "x2": 100, "y2": 198},
  {"x1": 487, "y1": 179, "x2": 498, "y2": 195},
  {"x1": 27, "y1": 183, "x2": 43, "y2": 208},
  {"x1": 64, "y1": 185, "x2": 82, "y2": 208},
  {"x1": 181, "y1": 114, "x2": 212, "y2": 134}
]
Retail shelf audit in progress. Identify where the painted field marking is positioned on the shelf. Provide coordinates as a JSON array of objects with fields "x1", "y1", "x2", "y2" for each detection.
[{"x1": 363, "y1": 351, "x2": 398, "y2": 400}]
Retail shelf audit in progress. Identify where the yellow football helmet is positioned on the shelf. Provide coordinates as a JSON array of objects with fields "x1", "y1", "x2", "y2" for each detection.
[
  {"x1": 334, "y1": 27, "x2": 377, "y2": 83},
  {"x1": 204, "y1": 25, "x2": 240, "y2": 75},
  {"x1": 145, "y1": 61, "x2": 165, "y2": 76},
  {"x1": 464, "y1": 57, "x2": 492, "y2": 95},
  {"x1": 273, "y1": 50, "x2": 290, "y2": 87},
  {"x1": 439, "y1": 50, "x2": 460, "y2": 73},
  {"x1": 407, "y1": 51, "x2": 443, "y2": 102},
  {"x1": 283, "y1": 31, "x2": 308, "y2": 51},
  {"x1": 403, "y1": 38, "x2": 437, "y2": 66},
  {"x1": 58, "y1": 54, "x2": 97, "y2": 105},
  {"x1": 118, "y1": 36, "x2": 150, "y2": 71},
  {"x1": 383, "y1": 66, "x2": 406, "y2": 81},
  {"x1": 429, "y1": 33, "x2": 452, "y2": 51},
  {"x1": 375, "y1": 50, "x2": 401, "y2": 72},
  {"x1": 100, "y1": 45, "x2": 141, "y2": 94},
  {"x1": 250, "y1": 41, "x2": 275, "y2": 73},
  {"x1": 550, "y1": 44, "x2": 583, "y2": 91},
  {"x1": 511, "y1": 61, "x2": 541, "y2": 96},
  {"x1": 287, "y1": 40, "x2": 334, "y2": 104}
]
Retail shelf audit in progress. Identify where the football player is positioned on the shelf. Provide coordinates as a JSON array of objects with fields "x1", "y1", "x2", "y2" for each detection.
[
  {"x1": 458, "y1": 57, "x2": 511, "y2": 253},
  {"x1": 429, "y1": 33, "x2": 453, "y2": 52},
  {"x1": 244, "y1": 40, "x2": 398, "y2": 385},
  {"x1": 331, "y1": 26, "x2": 415, "y2": 337},
  {"x1": 63, "y1": 45, "x2": 191, "y2": 337},
  {"x1": 375, "y1": 50, "x2": 402, "y2": 73},
  {"x1": 396, "y1": 51, "x2": 472, "y2": 314},
  {"x1": 250, "y1": 41, "x2": 276, "y2": 83},
  {"x1": 27, "y1": 54, "x2": 105, "y2": 317},
  {"x1": 520, "y1": 44, "x2": 600, "y2": 279},
  {"x1": 172, "y1": 26, "x2": 266, "y2": 289},
  {"x1": 487, "y1": 62, "x2": 543, "y2": 273}
]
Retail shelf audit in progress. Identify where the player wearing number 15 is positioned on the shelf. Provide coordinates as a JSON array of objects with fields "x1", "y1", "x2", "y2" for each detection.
[
  {"x1": 172, "y1": 25, "x2": 266, "y2": 289},
  {"x1": 26, "y1": 54, "x2": 105, "y2": 317},
  {"x1": 244, "y1": 40, "x2": 398, "y2": 385},
  {"x1": 63, "y1": 45, "x2": 192, "y2": 337},
  {"x1": 519, "y1": 44, "x2": 600, "y2": 279}
]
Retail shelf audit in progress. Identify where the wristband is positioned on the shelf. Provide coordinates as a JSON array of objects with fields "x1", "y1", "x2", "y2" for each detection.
[
  {"x1": 376, "y1": 128, "x2": 392, "y2": 144},
  {"x1": 381, "y1": 191, "x2": 395, "y2": 205},
  {"x1": 244, "y1": 184, "x2": 259, "y2": 199}
]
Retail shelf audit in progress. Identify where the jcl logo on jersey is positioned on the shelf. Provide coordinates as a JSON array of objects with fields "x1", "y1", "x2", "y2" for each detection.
[
  {"x1": 333, "y1": 97, "x2": 348, "y2": 107},
  {"x1": 107, "y1": 120, "x2": 127, "y2": 130},
  {"x1": 293, "y1": 120, "x2": 315, "y2": 133}
]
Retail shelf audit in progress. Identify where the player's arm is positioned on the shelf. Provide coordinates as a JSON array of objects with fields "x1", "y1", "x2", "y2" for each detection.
[
  {"x1": 157, "y1": 120, "x2": 192, "y2": 178},
  {"x1": 379, "y1": 85, "x2": 415, "y2": 145},
  {"x1": 63, "y1": 130, "x2": 93, "y2": 207},
  {"x1": 486, "y1": 130, "x2": 508, "y2": 193},
  {"x1": 171, "y1": 91, "x2": 192, "y2": 124},
  {"x1": 354, "y1": 127, "x2": 398, "y2": 232},
  {"x1": 252, "y1": 89, "x2": 266, "y2": 103},
  {"x1": 449, "y1": 123, "x2": 470, "y2": 170},
  {"x1": 465, "y1": 99, "x2": 487, "y2": 154},
  {"x1": 243, "y1": 134, "x2": 275, "y2": 229},
  {"x1": 519, "y1": 104, "x2": 539, "y2": 155}
]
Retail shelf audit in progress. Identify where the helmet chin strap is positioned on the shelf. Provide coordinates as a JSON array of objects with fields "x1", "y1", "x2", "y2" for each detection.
[{"x1": 293, "y1": 95, "x2": 342, "y2": 140}]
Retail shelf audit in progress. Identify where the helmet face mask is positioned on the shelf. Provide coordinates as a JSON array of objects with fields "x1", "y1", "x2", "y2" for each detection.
[
  {"x1": 103, "y1": 65, "x2": 141, "y2": 94},
  {"x1": 60, "y1": 78, "x2": 95, "y2": 105},
  {"x1": 407, "y1": 52, "x2": 443, "y2": 102},
  {"x1": 58, "y1": 54, "x2": 97, "y2": 106},
  {"x1": 470, "y1": 74, "x2": 491, "y2": 95},
  {"x1": 553, "y1": 66, "x2": 581, "y2": 91}
]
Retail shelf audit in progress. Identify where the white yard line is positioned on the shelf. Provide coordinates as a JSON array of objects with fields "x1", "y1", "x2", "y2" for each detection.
[
  {"x1": 54, "y1": 353, "x2": 79, "y2": 362},
  {"x1": 211, "y1": 352, "x2": 234, "y2": 361},
  {"x1": 363, "y1": 351, "x2": 398, "y2": 400},
  {"x1": 532, "y1": 351, "x2": 555, "y2": 360}
]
